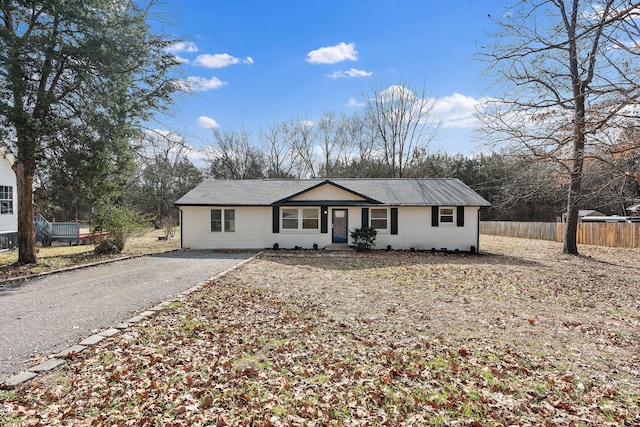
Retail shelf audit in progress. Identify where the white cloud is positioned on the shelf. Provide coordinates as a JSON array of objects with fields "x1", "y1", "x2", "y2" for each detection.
[
  {"x1": 432, "y1": 93, "x2": 486, "y2": 129},
  {"x1": 301, "y1": 119, "x2": 314, "y2": 127},
  {"x1": 178, "y1": 76, "x2": 228, "y2": 92},
  {"x1": 174, "y1": 56, "x2": 190, "y2": 64},
  {"x1": 166, "y1": 41, "x2": 199, "y2": 53},
  {"x1": 328, "y1": 68, "x2": 372, "y2": 79},
  {"x1": 346, "y1": 97, "x2": 364, "y2": 107},
  {"x1": 197, "y1": 116, "x2": 219, "y2": 129},
  {"x1": 306, "y1": 42, "x2": 358, "y2": 64},
  {"x1": 194, "y1": 53, "x2": 254, "y2": 68},
  {"x1": 379, "y1": 85, "x2": 417, "y2": 102}
]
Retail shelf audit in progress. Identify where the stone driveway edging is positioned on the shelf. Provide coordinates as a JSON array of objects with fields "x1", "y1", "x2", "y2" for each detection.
[{"x1": 1, "y1": 251, "x2": 262, "y2": 388}]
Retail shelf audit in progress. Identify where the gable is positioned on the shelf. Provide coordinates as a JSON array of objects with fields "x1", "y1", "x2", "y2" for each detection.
[{"x1": 289, "y1": 183, "x2": 367, "y2": 202}]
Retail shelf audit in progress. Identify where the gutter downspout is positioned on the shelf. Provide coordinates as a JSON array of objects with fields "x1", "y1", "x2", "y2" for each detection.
[
  {"x1": 477, "y1": 209, "x2": 481, "y2": 253},
  {"x1": 176, "y1": 206, "x2": 183, "y2": 249}
]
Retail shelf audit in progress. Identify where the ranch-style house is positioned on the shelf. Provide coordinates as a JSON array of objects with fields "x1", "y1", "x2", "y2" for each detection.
[{"x1": 175, "y1": 178, "x2": 491, "y2": 252}]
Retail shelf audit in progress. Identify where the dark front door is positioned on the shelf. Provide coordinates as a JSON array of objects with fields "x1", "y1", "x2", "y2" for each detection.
[{"x1": 332, "y1": 209, "x2": 348, "y2": 243}]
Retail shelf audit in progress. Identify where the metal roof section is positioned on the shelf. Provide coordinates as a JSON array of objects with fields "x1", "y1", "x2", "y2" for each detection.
[{"x1": 175, "y1": 178, "x2": 491, "y2": 207}]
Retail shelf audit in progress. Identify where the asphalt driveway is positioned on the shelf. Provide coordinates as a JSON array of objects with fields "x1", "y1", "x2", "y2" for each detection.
[{"x1": 0, "y1": 250, "x2": 254, "y2": 382}]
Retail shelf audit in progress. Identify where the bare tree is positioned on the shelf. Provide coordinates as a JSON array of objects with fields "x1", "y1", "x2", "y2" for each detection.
[
  {"x1": 364, "y1": 80, "x2": 440, "y2": 178},
  {"x1": 283, "y1": 117, "x2": 319, "y2": 178},
  {"x1": 480, "y1": 0, "x2": 640, "y2": 254},
  {"x1": 205, "y1": 127, "x2": 265, "y2": 179},
  {"x1": 259, "y1": 121, "x2": 296, "y2": 178},
  {"x1": 317, "y1": 111, "x2": 352, "y2": 177}
]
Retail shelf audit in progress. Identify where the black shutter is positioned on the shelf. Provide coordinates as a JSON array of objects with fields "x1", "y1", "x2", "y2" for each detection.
[
  {"x1": 272, "y1": 206, "x2": 279, "y2": 233},
  {"x1": 432, "y1": 206, "x2": 439, "y2": 227},
  {"x1": 321, "y1": 206, "x2": 328, "y2": 233},
  {"x1": 457, "y1": 206, "x2": 465, "y2": 227},
  {"x1": 361, "y1": 208, "x2": 369, "y2": 228},
  {"x1": 390, "y1": 208, "x2": 398, "y2": 235}
]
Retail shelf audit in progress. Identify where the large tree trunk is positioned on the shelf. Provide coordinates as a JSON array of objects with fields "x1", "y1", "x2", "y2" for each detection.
[
  {"x1": 563, "y1": 170, "x2": 582, "y2": 254},
  {"x1": 14, "y1": 161, "x2": 37, "y2": 264}
]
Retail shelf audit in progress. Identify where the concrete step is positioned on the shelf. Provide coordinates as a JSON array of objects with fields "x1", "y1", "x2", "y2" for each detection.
[{"x1": 324, "y1": 243, "x2": 353, "y2": 251}]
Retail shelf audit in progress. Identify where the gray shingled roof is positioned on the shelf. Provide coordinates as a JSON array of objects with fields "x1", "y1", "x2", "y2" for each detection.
[{"x1": 175, "y1": 178, "x2": 491, "y2": 207}]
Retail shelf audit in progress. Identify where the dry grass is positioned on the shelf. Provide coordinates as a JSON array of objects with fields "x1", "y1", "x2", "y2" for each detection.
[
  {"x1": 0, "y1": 228, "x2": 180, "y2": 281},
  {"x1": 1, "y1": 235, "x2": 639, "y2": 426}
]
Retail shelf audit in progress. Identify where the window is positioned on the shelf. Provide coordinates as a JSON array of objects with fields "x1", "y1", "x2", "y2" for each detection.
[
  {"x1": 281, "y1": 208, "x2": 320, "y2": 230},
  {"x1": 370, "y1": 208, "x2": 388, "y2": 230},
  {"x1": 0, "y1": 186, "x2": 12, "y2": 214},
  {"x1": 282, "y1": 209, "x2": 298, "y2": 229},
  {"x1": 302, "y1": 209, "x2": 319, "y2": 229},
  {"x1": 439, "y1": 207, "x2": 455, "y2": 224},
  {"x1": 224, "y1": 209, "x2": 235, "y2": 232},
  {"x1": 211, "y1": 209, "x2": 235, "y2": 232}
]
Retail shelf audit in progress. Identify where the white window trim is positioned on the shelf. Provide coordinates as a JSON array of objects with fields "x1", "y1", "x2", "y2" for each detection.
[
  {"x1": 211, "y1": 208, "x2": 235, "y2": 233},
  {"x1": 0, "y1": 185, "x2": 13, "y2": 215},
  {"x1": 439, "y1": 206, "x2": 456, "y2": 226},
  {"x1": 281, "y1": 207, "x2": 320, "y2": 232},
  {"x1": 369, "y1": 207, "x2": 389, "y2": 232}
]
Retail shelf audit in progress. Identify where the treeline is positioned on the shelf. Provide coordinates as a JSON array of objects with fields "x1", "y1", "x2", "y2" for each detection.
[{"x1": 33, "y1": 101, "x2": 639, "y2": 224}]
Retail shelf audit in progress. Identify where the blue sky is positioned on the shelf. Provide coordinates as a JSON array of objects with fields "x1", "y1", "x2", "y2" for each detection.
[{"x1": 155, "y1": 0, "x2": 505, "y2": 157}]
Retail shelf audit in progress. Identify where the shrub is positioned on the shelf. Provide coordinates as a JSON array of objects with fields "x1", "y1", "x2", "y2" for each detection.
[
  {"x1": 350, "y1": 226, "x2": 377, "y2": 252},
  {"x1": 94, "y1": 239, "x2": 120, "y2": 255},
  {"x1": 272, "y1": 242, "x2": 279, "y2": 250},
  {"x1": 93, "y1": 205, "x2": 147, "y2": 253},
  {"x1": 313, "y1": 243, "x2": 318, "y2": 250},
  {"x1": 161, "y1": 215, "x2": 178, "y2": 239}
]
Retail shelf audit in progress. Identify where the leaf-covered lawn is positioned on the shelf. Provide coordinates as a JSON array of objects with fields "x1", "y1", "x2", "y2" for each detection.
[{"x1": 1, "y1": 236, "x2": 639, "y2": 426}]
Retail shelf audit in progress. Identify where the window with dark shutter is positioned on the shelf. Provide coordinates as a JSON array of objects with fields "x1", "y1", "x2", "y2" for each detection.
[
  {"x1": 432, "y1": 206, "x2": 439, "y2": 227},
  {"x1": 361, "y1": 208, "x2": 369, "y2": 228}
]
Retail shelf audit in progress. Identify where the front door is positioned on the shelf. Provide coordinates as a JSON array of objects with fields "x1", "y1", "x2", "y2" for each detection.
[{"x1": 332, "y1": 209, "x2": 348, "y2": 243}]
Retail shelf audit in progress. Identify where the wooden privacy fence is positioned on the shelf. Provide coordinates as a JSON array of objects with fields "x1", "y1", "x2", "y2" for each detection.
[
  {"x1": 481, "y1": 221, "x2": 640, "y2": 249},
  {"x1": 480, "y1": 221, "x2": 558, "y2": 241}
]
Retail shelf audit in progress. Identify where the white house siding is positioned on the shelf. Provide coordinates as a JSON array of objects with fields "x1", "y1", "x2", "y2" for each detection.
[
  {"x1": 180, "y1": 206, "x2": 267, "y2": 249},
  {"x1": 290, "y1": 184, "x2": 366, "y2": 202},
  {"x1": 374, "y1": 206, "x2": 480, "y2": 251},
  {"x1": 265, "y1": 206, "x2": 363, "y2": 249},
  {"x1": 181, "y1": 205, "x2": 480, "y2": 251},
  {"x1": 0, "y1": 155, "x2": 17, "y2": 235}
]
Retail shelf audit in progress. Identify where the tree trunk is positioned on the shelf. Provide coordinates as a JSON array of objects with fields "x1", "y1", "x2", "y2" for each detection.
[
  {"x1": 563, "y1": 173, "x2": 582, "y2": 255},
  {"x1": 14, "y1": 161, "x2": 37, "y2": 264}
]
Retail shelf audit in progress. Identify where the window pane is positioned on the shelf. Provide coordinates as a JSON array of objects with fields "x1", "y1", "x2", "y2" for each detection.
[
  {"x1": 370, "y1": 209, "x2": 387, "y2": 229},
  {"x1": 302, "y1": 209, "x2": 318, "y2": 229},
  {"x1": 0, "y1": 186, "x2": 11, "y2": 214},
  {"x1": 282, "y1": 209, "x2": 298, "y2": 219},
  {"x1": 282, "y1": 209, "x2": 298, "y2": 229},
  {"x1": 371, "y1": 219, "x2": 387, "y2": 229},
  {"x1": 282, "y1": 219, "x2": 298, "y2": 229},
  {"x1": 224, "y1": 209, "x2": 235, "y2": 232},
  {"x1": 440, "y1": 208, "x2": 454, "y2": 215},
  {"x1": 303, "y1": 219, "x2": 318, "y2": 229},
  {"x1": 371, "y1": 209, "x2": 387, "y2": 219},
  {"x1": 302, "y1": 209, "x2": 318, "y2": 219},
  {"x1": 211, "y1": 209, "x2": 222, "y2": 232},
  {"x1": 440, "y1": 216, "x2": 454, "y2": 223}
]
